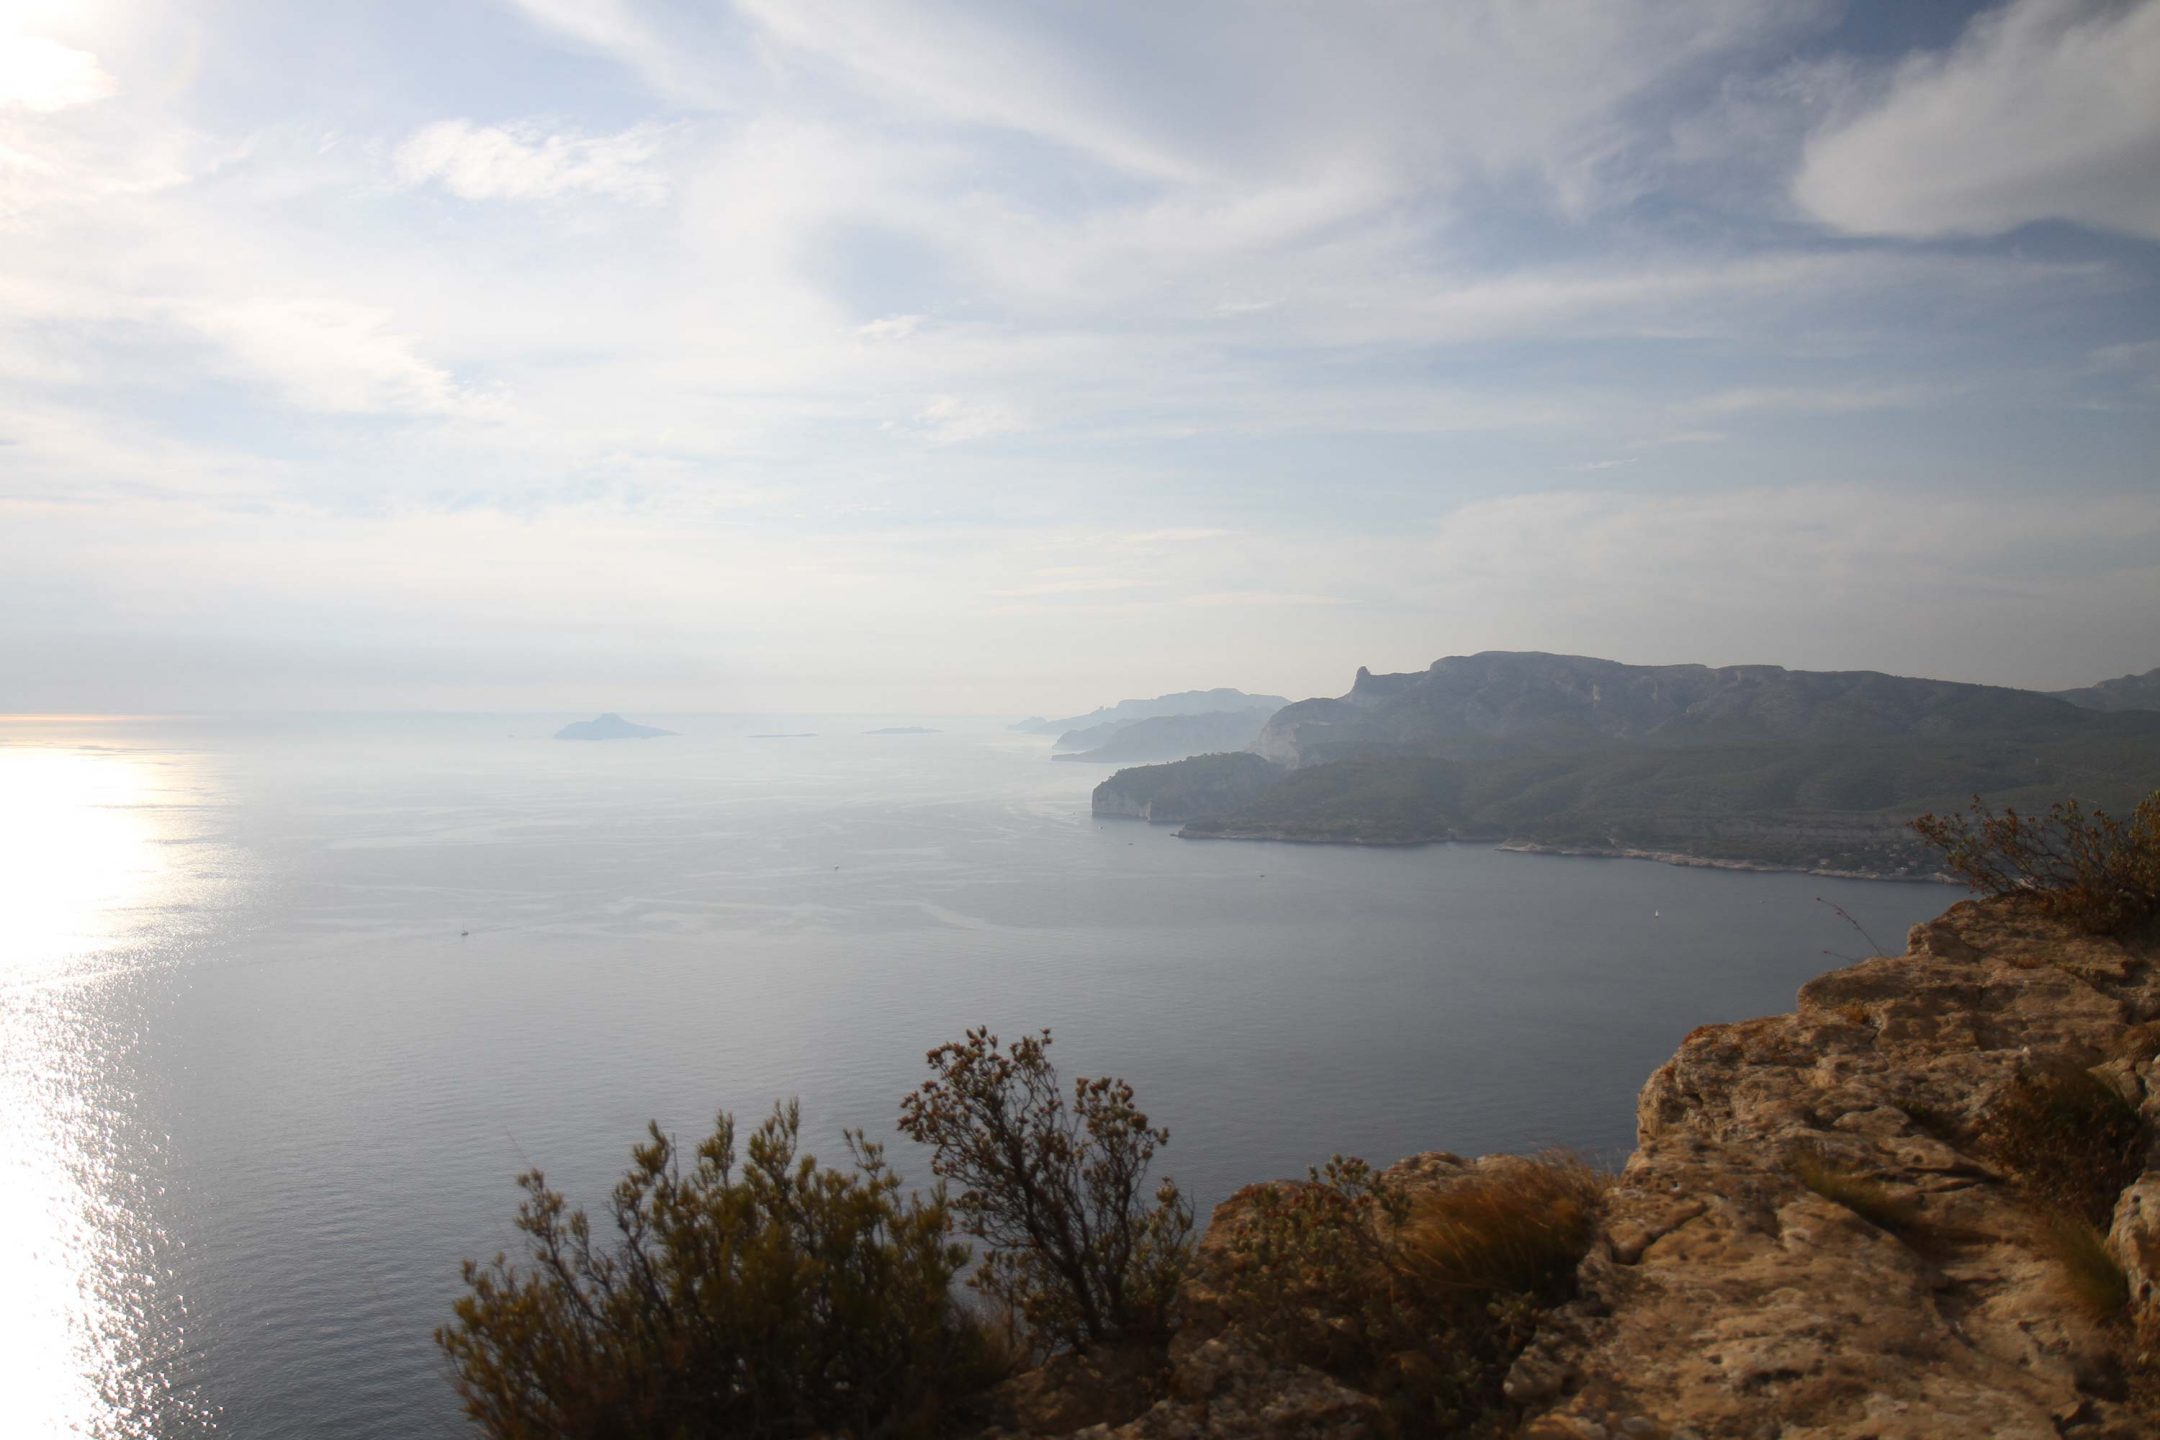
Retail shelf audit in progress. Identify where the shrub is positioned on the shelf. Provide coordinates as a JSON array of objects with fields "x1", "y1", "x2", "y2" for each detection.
[
  {"x1": 1911, "y1": 790, "x2": 2160, "y2": 935},
  {"x1": 1976, "y1": 1057, "x2": 2145, "y2": 1229},
  {"x1": 898, "y1": 1028, "x2": 1193, "y2": 1353},
  {"x1": 1788, "y1": 1149, "x2": 1922, "y2": 1233},
  {"x1": 1223, "y1": 1153, "x2": 1606, "y2": 1438},
  {"x1": 436, "y1": 1102, "x2": 993, "y2": 1440}
]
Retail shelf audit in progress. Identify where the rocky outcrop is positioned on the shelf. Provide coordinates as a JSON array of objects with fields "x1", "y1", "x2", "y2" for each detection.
[
  {"x1": 1514, "y1": 897, "x2": 2160, "y2": 1439},
  {"x1": 992, "y1": 897, "x2": 2160, "y2": 1438},
  {"x1": 1090, "y1": 754, "x2": 1284, "y2": 825}
]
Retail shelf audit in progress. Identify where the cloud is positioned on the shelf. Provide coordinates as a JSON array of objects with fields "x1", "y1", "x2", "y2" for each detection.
[
  {"x1": 1676, "y1": 383, "x2": 1940, "y2": 418},
  {"x1": 732, "y1": 0, "x2": 1203, "y2": 181},
  {"x1": 1794, "y1": 0, "x2": 2160, "y2": 241},
  {"x1": 854, "y1": 314, "x2": 922, "y2": 341},
  {"x1": 185, "y1": 299, "x2": 510, "y2": 418},
  {"x1": 394, "y1": 119, "x2": 669, "y2": 202},
  {"x1": 495, "y1": 0, "x2": 740, "y2": 107},
  {"x1": 901, "y1": 394, "x2": 1026, "y2": 445},
  {"x1": 0, "y1": 33, "x2": 116, "y2": 112}
]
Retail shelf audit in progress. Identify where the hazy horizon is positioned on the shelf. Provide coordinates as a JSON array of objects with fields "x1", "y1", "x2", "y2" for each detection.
[{"x1": 4, "y1": 0, "x2": 2157, "y2": 715}]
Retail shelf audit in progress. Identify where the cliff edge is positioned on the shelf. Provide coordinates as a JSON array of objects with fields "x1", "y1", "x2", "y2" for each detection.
[
  {"x1": 996, "y1": 897, "x2": 2160, "y2": 1438},
  {"x1": 1511, "y1": 897, "x2": 2159, "y2": 1439}
]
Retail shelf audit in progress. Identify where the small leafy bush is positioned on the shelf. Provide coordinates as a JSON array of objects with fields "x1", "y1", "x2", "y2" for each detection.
[
  {"x1": 898, "y1": 1028, "x2": 1193, "y2": 1353},
  {"x1": 437, "y1": 1102, "x2": 993, "y2": 1440},
  {"x1": 1912, "y1": 790, "x2": 2160, "y2": 935},
  {"x1": 1223, "y1": 1153, "x2": 1605, "y2": 1438},
  {"x1": 1977, "y1": 1057, "x2": 2145, "y2": 1230},
  {"x1": 1789, "y1": 1149, "x2": 1922, "y2": 1233}
]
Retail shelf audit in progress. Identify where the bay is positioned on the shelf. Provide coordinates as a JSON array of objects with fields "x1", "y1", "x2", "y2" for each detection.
[{"x1": 0, "y1": 714, "x2": 1950, "y2": 1437}]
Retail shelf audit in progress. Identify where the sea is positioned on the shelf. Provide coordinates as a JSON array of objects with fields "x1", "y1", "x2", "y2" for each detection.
[{"x1": 0, "y1": 713, "x2": 1954, "y2": 1438}]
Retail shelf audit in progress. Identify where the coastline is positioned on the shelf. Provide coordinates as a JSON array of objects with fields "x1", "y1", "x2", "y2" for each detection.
[{"x1": 1156, "y1": 820, "x2": 1950, "y2": 883}]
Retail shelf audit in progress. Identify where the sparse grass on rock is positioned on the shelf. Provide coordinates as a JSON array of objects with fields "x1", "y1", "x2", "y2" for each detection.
[
  {"x1": 1976, "y1": 1057, "x2": 2145, "y2": 1229},
  {"x1": 1397, "y1": 1156, "x2": 1608, "y2": 1300},
  {"x1": 1789, "y1": 1149, "x2": 1923, "y2": 1234},
  {"x1": 2037, "y1": 1213, "x2": 2133, "y2": 1322},
  {"x1": 1219, "y1": 1152, "x2": 1607, "y2": 1438}
]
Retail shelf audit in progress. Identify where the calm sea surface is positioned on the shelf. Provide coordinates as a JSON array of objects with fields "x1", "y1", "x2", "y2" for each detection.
[{"x1": 0, "y1": 714, "x2": 1953, "y2": 1437}]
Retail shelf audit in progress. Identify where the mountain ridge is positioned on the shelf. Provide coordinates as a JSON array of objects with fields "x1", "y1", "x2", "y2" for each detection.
[{"x1": 1093, "y1": 651, "x2": 2160, "y2": 877}]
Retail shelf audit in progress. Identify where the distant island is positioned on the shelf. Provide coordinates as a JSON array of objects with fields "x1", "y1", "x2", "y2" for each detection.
[
  {"x1": 1093, "y1": 651, "x2": 2160, "y2": 878},
  {"x1": 554, "y1": 713, "x2": 675, "y2": 741},
  {"x1": 1052, "y1": 710, "x2": 1273, "y2": 763},
  {"x1": 866, "y1": 726, "x2": 940, "y2": 735},
  {"x1": 1012, "y1": 688, "x2": 1287, "y2": 738}
]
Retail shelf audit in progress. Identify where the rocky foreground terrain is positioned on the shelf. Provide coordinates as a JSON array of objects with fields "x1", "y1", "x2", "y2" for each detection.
[{"x1": 989, "y1": 897, "x2": 2160, "y2": 1438}]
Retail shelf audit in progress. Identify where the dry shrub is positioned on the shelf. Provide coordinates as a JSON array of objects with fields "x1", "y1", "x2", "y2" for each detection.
[
  {"x1": 1222, "y1": 1153, "x2": 1607, "y2": 1438},
  {"x1": 437, "y1": 1102, "x2": 997, "y2": 1440},
  {"x1": 898, "y1": 1028, "x2": 1193, "y2": 1355},
  {"x1": 1789, "y1": 1149, "x2": 1922, "y2": 1234},
  {"x1": 1911, "y1": 790, "x2": 2160, "y2": 936},
  {"x1": 1977, "y1": 1057, "x2": 2145, "y2": 1229}
]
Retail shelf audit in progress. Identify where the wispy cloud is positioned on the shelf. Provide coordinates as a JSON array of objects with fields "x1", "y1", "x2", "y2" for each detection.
[
  {"x1": 184, "y1": 298, "x2": 512, "y2": 418},
  {"x1": 0, "y1": 0, "x2": 2154, "y2": 707},
  {"x1": 1795, "y1": 0, "x2": 2160, "y2": 241},
  {"x1": 394, "y1": 119, "x2": 671, "y2": 203}
]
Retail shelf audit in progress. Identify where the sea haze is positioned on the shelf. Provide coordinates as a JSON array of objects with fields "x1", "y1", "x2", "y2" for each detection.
[{"x1": 0, "y1": 714, "x2": 1951, "y2": 1438}]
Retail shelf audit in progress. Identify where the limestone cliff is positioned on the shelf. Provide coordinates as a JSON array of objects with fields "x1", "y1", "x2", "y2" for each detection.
[
  {"x1": 994, "y1": 896, "x2": 2160, "y2": 1439},
  {"x1": 1506, "y1": 897, "x2": 2160, "y2": 1440}
]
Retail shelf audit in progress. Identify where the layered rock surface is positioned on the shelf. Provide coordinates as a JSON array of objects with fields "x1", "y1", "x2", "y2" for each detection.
[
  {"x1": 994, "y1": 897, "x2": 2160, "y2": 1438},
  {"x1": 1513, "y1": 898, "x2": 2160, "y2": 1440}
]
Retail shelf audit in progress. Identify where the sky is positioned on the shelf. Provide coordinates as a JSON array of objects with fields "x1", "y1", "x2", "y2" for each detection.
[{"x1": 1, "y1": 0, "x2": 2156, "y2": 715}]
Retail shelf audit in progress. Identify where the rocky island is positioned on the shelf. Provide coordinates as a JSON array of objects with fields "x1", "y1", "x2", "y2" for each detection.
[{"x1": 553, "y1": 712, "x2": 676, "y2": 741}]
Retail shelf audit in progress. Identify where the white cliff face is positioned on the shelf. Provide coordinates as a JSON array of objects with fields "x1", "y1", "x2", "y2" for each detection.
[
  {"x1": 1090, "y1": 784, "x2": 1154, "y2": 821},
  {"x1": 1247, "y1": 713, "x2": 1310, "y2": 766}
]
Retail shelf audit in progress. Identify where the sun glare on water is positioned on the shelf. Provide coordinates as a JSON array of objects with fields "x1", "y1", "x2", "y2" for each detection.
[{"x1": 0, "y1": 732, "x2": 218, "y2": 1435}]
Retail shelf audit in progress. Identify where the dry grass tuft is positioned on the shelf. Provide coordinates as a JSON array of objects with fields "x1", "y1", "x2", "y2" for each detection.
[
  {"x1": 1977, "y1": 1058, "x2": 2145, "y2": 1229},
  {"x1": 2037, "y1": 1213, "x2": 2132, "y2": 1322},
  {"x1": 1397, "y1": 1155, "x2": 1609, "y2": 1300},
  {"x1": 1221, "y1": 1151, "x2": 1609, "y2": 1438},
  {"x1": 1789, "y1": 1150, "x2": 1922, "y2": 1233}
]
